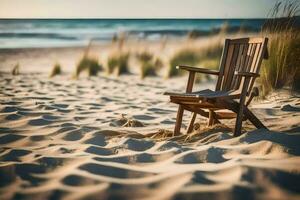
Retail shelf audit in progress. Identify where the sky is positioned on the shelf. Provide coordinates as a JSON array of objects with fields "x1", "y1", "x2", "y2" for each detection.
[{"x1": 0, "y1": 0, "x2": 276, "y2": 19}]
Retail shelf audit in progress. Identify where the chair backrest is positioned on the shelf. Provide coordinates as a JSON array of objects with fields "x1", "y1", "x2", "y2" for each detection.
[{"x1": 215, "y1": 37, "x2": 268, "y2": 95}]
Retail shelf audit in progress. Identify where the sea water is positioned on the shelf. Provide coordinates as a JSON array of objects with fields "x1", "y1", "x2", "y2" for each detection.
[{"x1": 0, "y1": 19, "x2": 266, "y2": 48}]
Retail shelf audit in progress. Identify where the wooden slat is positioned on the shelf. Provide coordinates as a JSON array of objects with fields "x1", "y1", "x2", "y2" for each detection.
[
  {"x1": 169, "y1": 92, "x2": 241, "y2": 100},
  {"x1": 215, "y1": 39, "x2": 230, "y2": 91},
  {"x1": 230, "y1": 37, "x2": 265, "y2": 44},
  {"x1": 236, "y1": 43, "x2": 255, "y2": 92},
  {"x1": 246, "y1": 43, "x2": 261, "y2": 93},
  {"x1": 245, "y1": 43, "x2": 256, "y2": 72},
  {"x1": 230, "y1": 44, "x2": 244, "y2": 90},
  {"x1": 224, "y1": 43, "x2": 240, "y2": 91},
  {"x1": 220, "y1": 43, "x2": 235, "y2": 91},
  {"x1": 171, "y1": 100, "x2": 218, "y2": 107},
  {"x1": 250, "y1": 44, "x2": 261, "y2": 72},
  {"x1": 181, "y1": 104, "x2": 238, "y2": 119},
  {"x1": 241, "y1": 43, "x2": 250, "y2": 71},
  {"x1": 248, "y1": 38, "x2": 268, "y2": 94},
  {"x1": 177, "y1": 65, "x2": 220, "y2": 75},
  {"x1": 254, "y1": 44, "x2": 262, "y2": 70},
  {"x1": 236, "y1": 44, "x2": 244, "y2": 71},
  {"x1": 233, "y1": 43, "x2": 250, "y2": 90}
]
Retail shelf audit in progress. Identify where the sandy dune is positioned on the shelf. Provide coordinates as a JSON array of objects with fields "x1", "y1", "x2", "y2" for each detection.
[{"x1": 0, "y1": 72, "x2": 299, "y2": 200}]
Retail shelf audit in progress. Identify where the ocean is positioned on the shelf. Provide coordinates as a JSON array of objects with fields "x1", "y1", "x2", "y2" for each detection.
[{"x1": 0, "y1": 19, "x2": 266, "y2": 49}]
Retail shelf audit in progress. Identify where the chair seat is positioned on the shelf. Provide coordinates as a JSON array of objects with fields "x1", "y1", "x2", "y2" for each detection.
[{"x1": 164, "y1": 89, "x2": 241, "y2": 99}]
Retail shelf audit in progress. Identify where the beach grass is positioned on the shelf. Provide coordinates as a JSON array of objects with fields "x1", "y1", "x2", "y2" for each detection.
[
  {"x1": 136, "y1": 51, "x2": 153, "y2": 63},
  {"x1": 107, "y1": 53, "x2": 130, "y2": 75},
  {"x1": 260, "y1": 0, "x2": 300, "y2": 96},
  {"x1": 136, "y1": 51, "x2": 163, "y2": 79},
  {"x1": 140, "y1": 61, "x2": 157, "y2": 79},
  {"x1": 50, "y1": 63, "x2": 62, "y2": 77},
  {"x1": 12, "y1": 63, "x2": 20, "y2": 75},
  {"x1": 75, "y1": 56, "x2": 102, "y2": 78},
  {"x1": 168, "y1": 49, "x2": 201, "y2": 77},
  {"x1": 167, "y1": 41, "x2": 222, "y2": 78}
]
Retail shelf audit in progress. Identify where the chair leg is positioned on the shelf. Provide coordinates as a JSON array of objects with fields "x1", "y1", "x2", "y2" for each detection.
[
  {"x1": 234, "y1": 102, "x2": 245, "y2": 137},
  {"x1": 174, "y1": 71, "x2": 195, "y2": 136},
  {"x1": 187, "y1": 112, "x2": 197, "y2": 134},
  {"x1": 243, "y1": 107, "x2": 267, "y2": 129},
  {"x1": 174, "y1": 105, "x2": 184, "y2": 136},
  {"x1": 208, "y1": 110, "x2": 214, "y2": 126},
  {"x1": 208, "y1": 110, "x2": 220, "y2": 126},
  {"x1": 221, "y1": 99, "x2": 267, "y2": 132}
]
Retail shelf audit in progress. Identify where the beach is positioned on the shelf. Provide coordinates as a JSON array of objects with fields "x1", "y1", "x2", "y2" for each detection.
[
  {"x1": 0, "y1": 44, "x2": 300, "y2": 199},
  {"x1": 0, "y1": 19, "x2": 300, "y2": 200}
]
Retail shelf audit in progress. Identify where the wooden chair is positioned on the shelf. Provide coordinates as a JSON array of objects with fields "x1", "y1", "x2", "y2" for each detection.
[{"x1": 164, "y1": 37, "x2": 269, "y2": 137}]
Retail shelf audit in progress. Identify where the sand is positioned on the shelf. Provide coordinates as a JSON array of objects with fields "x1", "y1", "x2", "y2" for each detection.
[{"x1": 0, "y1": 43, "x2": 300, "y2": 200}]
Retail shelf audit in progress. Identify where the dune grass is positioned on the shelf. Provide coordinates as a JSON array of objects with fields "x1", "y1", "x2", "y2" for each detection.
[
  {"x1": 73, "y1": 40, "x2": 103, "y2": 78},
  {"x1": 168, "y1": 49, "x2": 201, "y2": 77},
  {"x1": 50, "y1": 63, "x2": 62, "y2": 77},
  {"x1": 136, "y1": 51, "x2": 163, "y2": 79},
  {"x1": 260, "y1": 1, "x2": 300, "y2": 96},
  {"x1": 12, "y1": 63, "x2": 20, "y2": 76},
  {"x1": 140, "y1": 62, "x2": 156, "y2": 79},
  {"x1": 107, "y1": 53, "x2": 130, "y2": 75},
  {"x1": 136, "y1": 51, "x2": 153, "y2": 63},
  {"x1": 75, "y1": 56, "x2": 102, "y2": 78},
  {"x1": 168, "y1": 41, "x2": 222, "y2": 78}
]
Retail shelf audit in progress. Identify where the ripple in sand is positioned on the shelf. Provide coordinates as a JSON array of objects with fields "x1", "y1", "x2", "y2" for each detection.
[
  {"x1": 243, "y1": 167, "x2": 300, "y2": 194},
  {"x1": 36, "y1": 157, "x2": 66, "y2": 169},
  {"x1": 133, "y1": 115, "x2": 156, "y2": 120},
  {"x1": 52, "y1": 103, "x2": 69, "y2": 109},
  {"x1": 110, "y1": 115, "x2": 144, "y2": 127},
  {"x1": 0, "y1": 165, "x2": 17, "y2": 186},
  {"x1": 85, "y1": 146, "x2": 114, "y2": 156},
  {"x1": 42, "y1": 114, "x2": 61, "y2": 120},
  {"x1": 5, "y1": 113, "x2": 22, "y2": 121},
  {"x1": 14, "y1": 163, "x2": 47, "y2": 185},
  {"x1": 0, "y1": 149, "x2": 31, "y2": 162},
  {"x1": 62, "y1": 131, "x2": 84, "y2": 141},
  {"x1": 192, "y1": 171, "x2": 215, "y2": 184},
  {"x1": 94, "y1": 156, "x2": 130, "y2": 164},
  {"x1": 123, "y1": 138, "x2": 155, "y2": 151},
  {"x1": 28, "y1": 118, "x2": 53, "y2": 126},
  {"x1": 29, "y1": 135, "x2": 49, "y2": 141},
  {"x1": 79, "y1": 163, "x2": 156, "y2": 178},
  {"x1": 0, "y1": 134, "x2": 25, "y2": 145},
  {"x1": 1, "y1": 106, "x2": 18, "y2": 113},
  {"x1": 175, "y1": 147, "x2": 227, "y2": 164},
  {"x1": 62, "y1": 174, "x2": 100, "y2": 186},
  {"x1": 14, "y1": 189, "x2": 67, "y2": 200},
  {"x1": 281, "y1": 104, "x2": 300, "y2": 112},
  {"x1": 62, "y1": 128, "x2": 92, "y2": 141},
  {"x1": 84, "y1": 134, "x2": 107, "y2": 146}
]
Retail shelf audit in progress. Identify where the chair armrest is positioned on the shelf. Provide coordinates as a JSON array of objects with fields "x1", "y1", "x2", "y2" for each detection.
[
  {"x1": 234, "y1": 71, "x2": 260, "y2": 78},
  {"x1": 177, "y1": 65, "x2": 220, "y2": 75}
]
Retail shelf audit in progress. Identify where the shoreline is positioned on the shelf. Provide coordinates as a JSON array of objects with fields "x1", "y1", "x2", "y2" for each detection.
[{"x1": 0, "y1": 34, "x2": 249, "y2": 74}]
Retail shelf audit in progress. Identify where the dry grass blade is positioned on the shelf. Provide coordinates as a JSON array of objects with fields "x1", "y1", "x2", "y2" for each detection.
[
  {"x1": 50, "y1": 63, "x2": 62, "y2": 77},
  {"x1": 260, "y1": 0, "x2": 300, "y2": 96},
  {"x1": 136, "y1": 51, "x2": 162, "y2": 79},
  {"x1": 12, "y1": 63, "x2": 20, "y2": 76},
  {"x1": 107, "y1": 53, "x2": 130, "y2": 76}
]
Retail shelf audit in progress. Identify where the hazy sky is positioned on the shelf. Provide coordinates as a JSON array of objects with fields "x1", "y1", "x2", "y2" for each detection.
[{"x1": 0, "y1": 0, "x2": 275, "y2": 18}]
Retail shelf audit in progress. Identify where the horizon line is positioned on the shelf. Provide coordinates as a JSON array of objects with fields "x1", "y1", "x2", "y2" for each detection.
[
  {"x1": 1, "y1": 16, "x2": 299, "y2": 20},
  {"x1": 0, "y1": 17, "x2": 274, "y2": 20}
]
